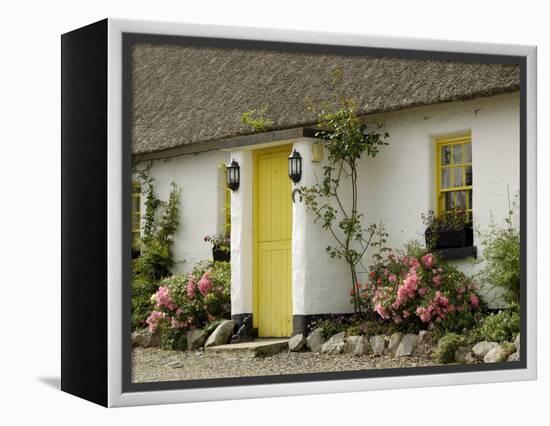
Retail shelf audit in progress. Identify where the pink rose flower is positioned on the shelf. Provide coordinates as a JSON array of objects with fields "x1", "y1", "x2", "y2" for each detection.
[
  {"x1": 375, "y1": 303, "x2": 388, "y2": 319},
  {"x1": 170, "y1": 317, "x2": 186, "y2": 329},
  {"x1": 422, "y1": 253, "x2": 435, "y2": 268},
  {"x1": 198, "y1": 270, "x2": 213, "y2": 296},
  {"x1": 186, "y1": 274, "x2": 196, "y2": 299},
  {"x1": 155, "y1": 286, "x2": 176, "y2": 311},
  {"x1": 145, "y1": 310, "x2": 166, "y2": 333}
]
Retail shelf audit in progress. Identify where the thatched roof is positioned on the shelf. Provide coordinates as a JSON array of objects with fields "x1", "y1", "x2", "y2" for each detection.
[{"x1": 132, "y1": 43, "x2": 519, "y2": 155}]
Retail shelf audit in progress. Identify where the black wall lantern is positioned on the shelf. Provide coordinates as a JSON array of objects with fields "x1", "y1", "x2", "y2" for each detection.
[
  {"x1": 288, "y1": 149, "x2": 302, "y2": 184},
  {"x1": 226, "y1": 159, "x2": 240, "y2": 191}
]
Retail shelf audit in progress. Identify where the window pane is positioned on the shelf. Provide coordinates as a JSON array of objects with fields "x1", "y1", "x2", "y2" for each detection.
[
  {"x1": 132, "y1": 212, "x2": 140, "y2": 230},
  {"x1": 452, "y1": 144, "x2": 462, "y2": 164},
  {"x1": 465, "y1": 166, "x2": 473, "y2": 186},
  {"x1": 441, "y1": 168, "x2": 451, "y2": 189},
  {"x1": 132, "y1": 196, "x2": 140, "y2": 212},
  {"x1": 453, "y1": 167, "x2": 464, "y2": 187},
  {"x1": 441, "y1": 146, "x2": 451, "y2": 166},
  {"x1": 445, "y1": 192, "x2": 455, "y2": 211},
  {"x1": 456, "y1": 191, "x2": 467, "y2": 210},
  {"x1": 468, "y1": 190, "x2": 473, "y2": 209},
  {"x1": 464, "y1": 143, "x2": 472, "y2": 163}
]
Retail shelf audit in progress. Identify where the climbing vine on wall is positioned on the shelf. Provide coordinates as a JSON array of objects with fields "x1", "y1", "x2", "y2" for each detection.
[
  {"x1": 300, "y1": 98, "x2": 390, "y2": 314},
  {"x1": 133, "y1": 163, "x2": 182, "y2": 282}
]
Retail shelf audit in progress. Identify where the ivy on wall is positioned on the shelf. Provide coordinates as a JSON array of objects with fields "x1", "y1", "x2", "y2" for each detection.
[{"x1": 133, "y1": 163, "x2": 181, "y2": 282}]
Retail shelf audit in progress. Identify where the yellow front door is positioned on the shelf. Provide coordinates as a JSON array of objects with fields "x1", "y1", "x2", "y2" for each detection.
[{"x1": 253, "y1": 145, "x2": 293, "y2": 337}]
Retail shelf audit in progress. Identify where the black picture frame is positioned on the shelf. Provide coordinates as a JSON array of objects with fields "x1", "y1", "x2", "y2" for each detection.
[{"x1": 61, "y1": 19, "x2": 535, "y2": 407}]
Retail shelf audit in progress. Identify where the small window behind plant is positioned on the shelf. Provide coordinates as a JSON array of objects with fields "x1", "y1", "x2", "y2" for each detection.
[{"x1": 131, "y1": 182, "x2": 141, "y2": 245}]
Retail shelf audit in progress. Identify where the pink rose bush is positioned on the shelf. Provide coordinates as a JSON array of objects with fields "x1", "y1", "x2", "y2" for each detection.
[
  {"x1": 197, "y1": 270, "x2": 213, "y2": 296},
  {"x1": 145, "y1": 260, "x2": 231, "y2": 335},
  {"x1": 360, "y1": 248, "x2": 482, "y2": 331}
]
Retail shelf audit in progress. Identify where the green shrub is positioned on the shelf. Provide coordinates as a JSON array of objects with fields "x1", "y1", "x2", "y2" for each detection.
[
  {"x1": 131, "y1": 275, "x2": 158, "y2": 330},
  {"x1": 478, "y1": 203, "x2": 520, "y2": 305},
  {"x1": 436, "y1": 333, "x2": 464, "y2": 364},
  {"x1": 472, "y1": 310, "x2": 520, "y2": 343},
  {"x1": 133, "y1": 238, "x2": 174, "y2": 282},
  {"x1": 133, "y1": 169, "x2": 181, "y2": 282},
  {"x1": 131, "y1": 170, "x2": 182, "y2": 331},
  {"x1": 159, "y1": 325, "x2": 187, "y2": 351},
  {"x1": 433, "y1": 309, "x2": 484, "y2": 339},
  {"x1": 317, "y1": 319, "x2": 348, "y2": 339}
]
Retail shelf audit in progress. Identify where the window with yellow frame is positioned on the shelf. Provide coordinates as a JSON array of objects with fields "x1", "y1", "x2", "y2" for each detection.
[
  {"x1": 131, "y1": 182, "x2": 141, "y2": 243},
  {"x1": 436, "y1": 135, "x2": 473, "y2": 222}
]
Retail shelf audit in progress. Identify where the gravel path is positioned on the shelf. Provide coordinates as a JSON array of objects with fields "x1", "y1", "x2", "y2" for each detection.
[{"x1": 132, "y1": 347, "x2": 440, "y2": 383}]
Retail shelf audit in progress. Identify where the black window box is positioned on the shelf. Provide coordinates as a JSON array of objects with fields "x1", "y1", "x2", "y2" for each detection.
[
  {"x1": 212, "y1": 245, "x2": 230, "y2": 262},
  {"x1": 425, "y1": 223, "x2": 473, "y2": 249},
  {"x1": 436, "y1": 246, "x2": 477, "y2": 260}
]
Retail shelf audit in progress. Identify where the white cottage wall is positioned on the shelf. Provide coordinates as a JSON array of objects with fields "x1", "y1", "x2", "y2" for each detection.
[
  {"x1": 139, "y1": 92, "x2": 519, "y2": 321},
  {"x1": 229, "y1": 150, "x2": 254, "y2": 315},
  {"x1": 296, "y1": 92, "x2": 520, "y2": 314},
  {"x1": 292, "y1": 138, "x2": 355, "y2": 315},
  {"x1": 137, "y1": 150, "x2": 230, "y2": 274}
]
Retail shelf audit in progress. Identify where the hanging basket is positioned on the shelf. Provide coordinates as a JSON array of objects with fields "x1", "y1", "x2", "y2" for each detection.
[{"x1": 212, "y1": 245, "x2": 230, "y2": 262}]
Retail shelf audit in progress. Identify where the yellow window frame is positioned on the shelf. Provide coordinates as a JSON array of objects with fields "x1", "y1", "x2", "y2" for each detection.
[
  {"x1": 131, "y1": 182, "x2": 141, "y2": 240},
  {"x1": 435, "y1": 134, "x2": 473, "y2": 220}
]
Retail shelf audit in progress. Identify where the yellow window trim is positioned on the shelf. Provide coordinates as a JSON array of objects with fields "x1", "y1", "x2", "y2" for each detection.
[
  {"x1": 131, "y1": 182, "x2": 141, "y2": 235},
  {"x1": 435, "y1": 134, "x2": 473, "y2": 218}
]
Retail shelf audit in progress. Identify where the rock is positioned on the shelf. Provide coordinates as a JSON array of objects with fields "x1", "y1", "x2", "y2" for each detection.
[
  {"x1": 395, "y1": 334, "x2": 419, "y2": 357},
  {"x1": 508, "y1": 352, "x2": 520, "y2": 362},
  {"x1": 472, "y1": 341, "x2": 500, "y2": 359},
  {"x1": 187, "y1": 329, "x2": 207, "y2": 350},
  {"x1": 514, "y1": 334, "x2": 520, "y2": 355},
  {"x1": 370, "y1": 335, "x2": 386, "y2": 355},
  {"x1": 414, "y1": 330, "x2": 435, "y2": 357},
  {"x1": 454, "y1": 345, "x2": 476, "y2": 364},
  {"x1": 288, "y1": 334, "x2": 307, "y2": 352},
  {"x1": 387, "y1": 332, "x2": 403, "y2": 355},
  {"x1": 344, "y1": 336, "x2": 371, "y2": 355},
  {"x1": 204, "y1": 320, "x2": 235, "y2": 348},
  {"x1": 484, "y1": 344, "x2": 508, "y2": 363},
  {"x1": 132, "y1": 329, "x2": 160, "y2": 348},
  {"x1": 322, "y1": 331, "x2": 346, "y2": 354},
  {"x1": 306, "y1": 328, "x2": 326, "y2": 353}
]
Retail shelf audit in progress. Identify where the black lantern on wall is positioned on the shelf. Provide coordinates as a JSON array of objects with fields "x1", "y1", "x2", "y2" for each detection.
[
  {"x1": 288, "y1": 149, "x2": 302, "y2": 184},
  {"x1": 226, "y1": 159, "x2": 240, "y2": 191}
]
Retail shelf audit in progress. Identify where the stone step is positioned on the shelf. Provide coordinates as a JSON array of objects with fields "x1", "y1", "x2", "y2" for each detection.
[{"x1": 204, "y1": 338, "x2": 289, "y2": 358}]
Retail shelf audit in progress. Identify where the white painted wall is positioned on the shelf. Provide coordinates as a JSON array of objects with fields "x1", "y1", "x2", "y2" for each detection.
[
  {"x1": 141, "y1": 92, "x2": 519, "y2": 315},
  {"x1": 291, "y1": 138, "x2": 356, "y2": 314},
  {"x1": 294, "y1": 92, "x2": 520, "y2": 313},
  {"x1": 229, "y1": 150, "x2": 254, "y2": 315},
  {"x1": 136, "y1": 150, "x2": 230, "y2": 274}
]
